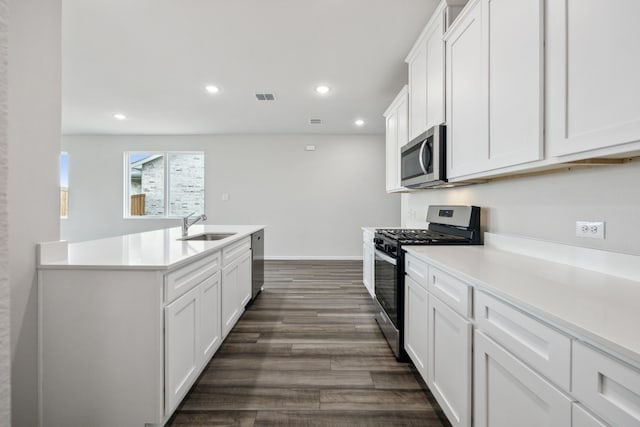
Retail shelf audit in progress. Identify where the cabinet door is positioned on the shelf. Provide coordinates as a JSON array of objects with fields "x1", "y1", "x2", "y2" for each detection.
[
  {"x1": 425, "y1": 15, "x2": 444, "y2": 129},
  {"x1": 547, "y1": 0, "x2": 640, "y2": 157},
  {"x1": 385, "y1": 109, "x2": 399, "y2": 192},
  {"x1": 396, "y1": 93, "x2": 409, "y2": 150},
  {"x1": 404, "y1": 276, "x2": 429, "y2": 379},
  {"x1": 165, "y1": 285, "x2": 199, "y2": 415},
  {"x1": 199, "y1": 272, "x2": 221, "y2": 365},
  {"x1": 222, "y1": 260, "x2": 240, "y2": 338},
  {"x1": 237, "y1": 249, "x2": 252, "y2": 308},
  {"x1": 362, "y1": 243, "x2": 373, "y2": 296},
  {"x1": 474, "y1": 330, "x2": 572, "y2": 427},
  {"x1": 427, "y1": 296, "x2": 472, "y2": 427},
  {"x1": 572, "y1": 404, "x2": 609, "y2": 427},
  {"x1": 485, "y1": 0, "x2": 543, "y2": 169},
  {"x1": 408, "y1": 43, "x2": 428, "y2": 140},
  {"x1": 385, "y1": 87, "x2": 408, "y2": 193},
  {"x1": 446, "y1": 0, "x2": 487, "y2": 178}
]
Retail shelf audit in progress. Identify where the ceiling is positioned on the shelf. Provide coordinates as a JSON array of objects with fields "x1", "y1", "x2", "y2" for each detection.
[{"x1": 62, "y1": 0, "x2": 438, "y2": 135}]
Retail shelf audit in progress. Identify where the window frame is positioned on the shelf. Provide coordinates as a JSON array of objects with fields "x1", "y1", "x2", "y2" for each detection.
[
  {"x1": 123, "y1": 151, "x2": 205, "y2": 219},
  {"x1": 60, "y1": 151, "x2": 69, "y2": 219}
]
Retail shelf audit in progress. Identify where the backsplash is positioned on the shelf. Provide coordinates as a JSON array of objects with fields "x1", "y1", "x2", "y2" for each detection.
[{"x1": 401, "y1": 159, "x2": 640, "y2": 255}]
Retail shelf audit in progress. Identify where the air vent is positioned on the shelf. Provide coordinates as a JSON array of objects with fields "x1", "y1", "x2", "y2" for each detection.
[
  {"x1": 309, "y1": 118, "x2": 322, "y2": 125},
  {"x1": 255, "y1": 93, "x2": 276, "y2": 101}
]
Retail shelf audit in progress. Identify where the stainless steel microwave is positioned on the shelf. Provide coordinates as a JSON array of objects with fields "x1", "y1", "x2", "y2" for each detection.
[{"x1": 400, "y1": 125, "x2": 446, "y2": 188}]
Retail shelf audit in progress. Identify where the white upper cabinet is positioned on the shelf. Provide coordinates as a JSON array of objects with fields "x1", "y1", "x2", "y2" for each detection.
[
  {"x1": 546, "y1": 0, "x2": 640, "y2": 158},
  {"x1": 407, "y1": 1, "x2": 466, "y2": 140},
  {"x1": 445, "y1": 0, "x2": 486, "y2": 178},
  {"x1": 425, "y1": 19, "x2": 445, "y2": 131},
  {"x1": 485, "y1": 0, "x2": 543, "y2": 169},
  {"x1": 445, "y1": 0, "x2": 543, "y2": 179},
  {"x1": 384, "y1": 86, "x2": 408, "y2": 193},
  {"x1": 408, "y1": 42, "x2": 428, "y2": 140}
]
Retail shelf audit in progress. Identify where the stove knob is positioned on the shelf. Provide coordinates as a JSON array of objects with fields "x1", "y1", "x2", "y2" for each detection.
[{"x1": 373, "y1": 238, "x2": 383, "y2": 245}]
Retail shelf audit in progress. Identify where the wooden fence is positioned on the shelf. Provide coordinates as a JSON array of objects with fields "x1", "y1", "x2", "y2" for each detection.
[
  {"x1": 60, "y1": 188, "x2": 68, "y2": 217},
  {"x1": 131, "y1": 194, "x2": 146, "y2": 216}
]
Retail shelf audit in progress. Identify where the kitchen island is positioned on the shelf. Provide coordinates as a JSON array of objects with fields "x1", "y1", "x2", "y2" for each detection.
[{"x1": 37, "y1": 225, "x2": 265, "y2": 427}]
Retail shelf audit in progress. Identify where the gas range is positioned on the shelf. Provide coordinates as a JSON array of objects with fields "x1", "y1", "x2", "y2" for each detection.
[
  {"x1": 372, "y1": 205, "x2": 481, "y2": 361},
  {"x1": 374, "y1": 206, "x2": 481, "y2": 259}
]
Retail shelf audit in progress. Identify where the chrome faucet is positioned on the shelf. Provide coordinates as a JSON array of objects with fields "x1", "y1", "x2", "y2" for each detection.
[{"x1": 182, "y1": 212, "x2": 207, "y2": 237}]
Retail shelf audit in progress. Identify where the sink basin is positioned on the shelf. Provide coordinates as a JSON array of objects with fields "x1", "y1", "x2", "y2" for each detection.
[{"x1": 179, "y1": 232, "x2": 236, "y2": 241}]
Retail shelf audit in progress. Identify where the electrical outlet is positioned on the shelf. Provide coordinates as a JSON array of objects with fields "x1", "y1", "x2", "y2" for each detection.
[{"x1": 575, "y1": 221, "x2": 605, "y2": 239}]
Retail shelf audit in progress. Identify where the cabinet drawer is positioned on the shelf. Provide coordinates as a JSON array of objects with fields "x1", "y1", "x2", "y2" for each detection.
[
  {"x1": 165, "y1": 252, "x2": 221, "y2": 303},
  {"x1": 405, "y1": 253, "x2": 428, "y2": 290},
  {"x1": 476, "y1": 291, "x2": 571, "y2": 390},
  {"x1": 572, "y1": 341, "x2": 640, "y2": 427},
  {"x1": 428, "y1": 266, "x2": 472, "y2": 318},
  {"x1": 222, "y1": 237, "x2": 251, "y2": 266}
]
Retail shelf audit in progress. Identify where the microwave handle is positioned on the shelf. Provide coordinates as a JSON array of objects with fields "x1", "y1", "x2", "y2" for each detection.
[{"x1": 418, "y1": 141, "x2": 428, "y2": 175}]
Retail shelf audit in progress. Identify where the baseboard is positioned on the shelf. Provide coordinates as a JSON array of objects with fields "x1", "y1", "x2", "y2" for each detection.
[{"x1": 264, "y1": 256, "x2": 363, "y2": 261}]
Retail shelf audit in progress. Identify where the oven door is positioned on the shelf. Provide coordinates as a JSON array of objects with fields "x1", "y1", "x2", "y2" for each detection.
[{"x1": 374, "y1": 250, "x2": 398, "y2": 328}]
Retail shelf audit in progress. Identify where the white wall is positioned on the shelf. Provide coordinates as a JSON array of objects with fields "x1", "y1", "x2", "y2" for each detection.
[
  {"x1": 402, "y1": 160, "x2": 640, "y2": 255},
  {"x1": 62, "y1": 134, "x2": 401, "y2": 258},
  {"x1": 0, "y1": 0, "x2": 9, "y2": 423},
  {"x1": 8, "y1": 0, "x2": 61, "y2": 425}
]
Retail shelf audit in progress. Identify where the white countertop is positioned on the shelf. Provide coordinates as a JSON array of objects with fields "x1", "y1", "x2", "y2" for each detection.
[
  {"x1": 38, "y1": 225, "x2": 265, "y2": 271},
  {"x1": 404, "y1": 244, "x2": 640, "y2": 365}
]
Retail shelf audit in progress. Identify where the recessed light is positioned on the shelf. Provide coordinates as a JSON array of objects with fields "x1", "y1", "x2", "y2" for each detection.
[
  {"x1": 355, "y1": 119, "x2": 365, "y2": 126},
  {"x1": 315, "y1": 85, "x2": 331, "y2": 95},
  {"x1": 205, "y1": 85, "x2": 220, "y2": 94},
  {"x1": 112, "y1": 113, "x2": 127, "y2": 120}
]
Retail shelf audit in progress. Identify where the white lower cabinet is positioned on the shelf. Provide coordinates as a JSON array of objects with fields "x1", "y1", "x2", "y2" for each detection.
[
  {"x1": 222, "y1": 248, "x2": 252, "y2": 338},
  {"x1": 165, "y1": 285, "x2": 199, "y2": 416},
  {"x1": 474, "y1": 330, "x2": 572, "y2": 427},
  {"x1": 199, "y1": 272, "x2": 222, "y2": 363},
  {"x1": 572, "y1": 341, "x2": 640, "y2": 427},
  {"x1": 238, "y1": 249, "x2": 253, "y2": 307},
  {"x1": 363, "y1": 242, "x2": 374, "y2": 297},
  {"x1": 401, "y1": 253, "x2": 640, "y2": 427},
  {"x1": 165, "y1": 271, "x2": 221, "y2": 416},
  {"x1": 573, "y1": 404, "x2": 609, "y2": 427},
  {"x1": 404, "y1": 275, "x2": 429, "y2": 378},
  {"x1": 427, "y1": 295, "x2": 472, "y2": 427},
  {"x1": 362, "y1": 230, "x2": 375, "y2": 297}
]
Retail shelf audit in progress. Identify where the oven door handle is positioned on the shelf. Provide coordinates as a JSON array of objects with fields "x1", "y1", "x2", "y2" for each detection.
[
  {"x1": 375, "y1": 250, "x2": 397, "y2": 266},
  {"x1": 418, "y1": 141, "x2": 428, "y2": 175}
]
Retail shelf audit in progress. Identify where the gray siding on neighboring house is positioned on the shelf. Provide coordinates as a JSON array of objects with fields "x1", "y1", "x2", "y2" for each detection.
[
  {"x1": 141, "y1": 156, "x2": 164, "y2": 215},
  {"x1": 135, "y1": 154, "x2": 204, "y2": 216},
  {"x1": 168, "y1": 153, "x2": 204, "y2": 217},
  {"x1": 131, "y1": 181, "x2": 142, "y2": 195}
]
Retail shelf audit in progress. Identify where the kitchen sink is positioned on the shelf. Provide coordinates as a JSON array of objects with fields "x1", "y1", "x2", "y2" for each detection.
[{"x1": 179, "y1": 232, "x2": 236, "y2": 241}]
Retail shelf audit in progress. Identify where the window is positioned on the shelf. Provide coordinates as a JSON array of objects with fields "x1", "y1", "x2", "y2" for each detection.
[
  {"x1": 60, "y1": 152, "x2": 69, "y2": 218},
  {"x1": 125, "y1": 152, "x2": 205, "y2": 218}
]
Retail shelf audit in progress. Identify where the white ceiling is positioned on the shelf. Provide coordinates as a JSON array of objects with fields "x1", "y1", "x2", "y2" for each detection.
[{"x1": 62, "y1": 0, "x2": 438, "y2": 135}]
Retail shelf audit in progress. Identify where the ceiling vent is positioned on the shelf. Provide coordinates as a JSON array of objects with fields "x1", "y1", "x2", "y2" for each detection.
[
  {"x1": 255, "y1": 93, "x2": 276, "y2": 101},
  {"x1": 309, "y1": 118, "x2": 322, "y2": 125}
]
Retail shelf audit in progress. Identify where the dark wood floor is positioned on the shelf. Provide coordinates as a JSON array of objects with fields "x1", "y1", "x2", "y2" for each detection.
[{"x1": 168, "y1": 260, "x2": 450, "y2": 426}]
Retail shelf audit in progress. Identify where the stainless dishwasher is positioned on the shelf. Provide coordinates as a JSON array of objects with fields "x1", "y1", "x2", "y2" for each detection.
[{"x1": 250, "y1": 230, "x2": 264, "y2": 303}]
